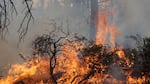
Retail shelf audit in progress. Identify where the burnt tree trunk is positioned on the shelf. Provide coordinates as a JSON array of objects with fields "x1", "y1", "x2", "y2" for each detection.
[{"x1": 49, "y1": 43, "x2": 57, "y2": 84}]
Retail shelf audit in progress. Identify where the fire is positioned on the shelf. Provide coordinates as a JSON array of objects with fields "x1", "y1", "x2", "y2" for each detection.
[
  {"x1": 95, "y1": 9, "x2": 121, "y2": 47},
  {"x1": 56, "y1": 42, "x2": 88, "y2": 84},
  {"x1": 116, "y1": 49, "x2": 125, "y2": 59},
  {"x1": 0, "y1": 57, "x2": 50, "y2": 84},
  {"x1": 0, "y1": 1, "x2": 150, "y2": 84},
  {"x1": 0, "y1": 43, "x2": 149, "y2": 83}
]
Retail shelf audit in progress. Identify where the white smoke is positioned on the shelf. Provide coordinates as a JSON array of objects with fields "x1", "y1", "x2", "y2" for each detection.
[{"x1": 113, "y1": 0, "x2": 150, "y2": 37}]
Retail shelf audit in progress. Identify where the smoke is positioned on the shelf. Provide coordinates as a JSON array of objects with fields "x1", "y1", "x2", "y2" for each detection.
[
  {"x1": 0, "y1": 40, "x2": 22, "y2": 73},
  {"x1": 109, "y1": 0, "x2": 150, "y2": 48},
  {"x1": 1, "y1": 0, "x2": 150, "y2": 70},
  {"x1": 113, "y1": 0, "x2": 150, "y2": 37},
  {"x1": 0, "y1": 0, "x2": 90, "y2": 66}
]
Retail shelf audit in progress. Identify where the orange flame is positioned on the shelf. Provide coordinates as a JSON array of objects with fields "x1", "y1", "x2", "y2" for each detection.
[{"x1": 95, "y1": 9, "x2": 121, "y2": 48}]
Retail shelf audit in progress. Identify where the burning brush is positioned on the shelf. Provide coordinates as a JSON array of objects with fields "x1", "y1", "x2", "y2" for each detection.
[{"x1": 0, "y1": 3, "x2": 150, "y2": 84}]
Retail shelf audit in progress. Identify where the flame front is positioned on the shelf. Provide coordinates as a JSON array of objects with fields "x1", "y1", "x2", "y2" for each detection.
[{"x1": 0, "y1": 43, "x2": 149, "y2": 83}]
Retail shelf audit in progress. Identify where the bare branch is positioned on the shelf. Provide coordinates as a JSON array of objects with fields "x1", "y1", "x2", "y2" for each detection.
[
  {"x1": 0, "y1": 0, "x2": 34, "y2": 40},
  {"x1": 17, "y1": 0, "x2": 34, "y2": 43}
]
